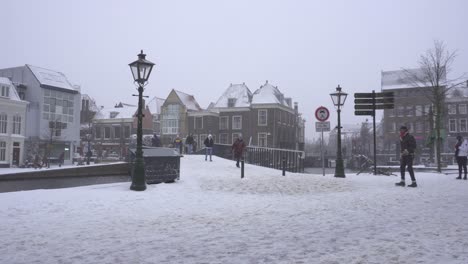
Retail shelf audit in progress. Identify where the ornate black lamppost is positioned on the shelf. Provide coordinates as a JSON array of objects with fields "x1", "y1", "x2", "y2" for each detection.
[
  {"x1": 86, "y1": 133, "x2": 92, "y2": 165},
  {"x1": 129, "y1": 50, "x2": 155, "y2": 191},
  {"x1": 330, "y1": 85, "x2": 348, "y2": 178}
]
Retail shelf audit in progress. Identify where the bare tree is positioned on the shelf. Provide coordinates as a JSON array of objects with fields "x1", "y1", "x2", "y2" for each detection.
[{"x1": 403, "y1": 40, "x2": 463, "y2": 172}]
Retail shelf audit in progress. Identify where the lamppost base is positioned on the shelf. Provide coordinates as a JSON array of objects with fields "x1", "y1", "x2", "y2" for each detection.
[
  {"x1": 130, "y1": 183, "x2": 147, "y2": 191},
  {"x1": 334, "y1": 174, "x2": 346, "y2": 178}
]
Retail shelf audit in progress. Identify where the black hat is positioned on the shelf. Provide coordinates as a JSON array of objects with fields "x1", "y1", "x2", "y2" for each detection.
[
  {"x1": 400, "y1": 126, "x2": 408, "y2": 130},
  {"x1": 457, "y1": 135, "x2": 462, "y2": 140}
]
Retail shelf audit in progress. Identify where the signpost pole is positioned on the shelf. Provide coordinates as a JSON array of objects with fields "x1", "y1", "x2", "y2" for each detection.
[
  {"x1": 372, "y1": 90, "x2": 377, "y2": 175},
  {"x1": 321, "y1": 128, "x2": 325, "y2": 176}
]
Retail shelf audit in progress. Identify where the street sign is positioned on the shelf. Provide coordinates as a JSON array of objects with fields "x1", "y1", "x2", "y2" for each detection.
[
  {"x1": 354, "y1": 98, "x2": 395, "y2": 104},
  {"x1": 354, "y1": 93, "x2": 374, "y2": 98},
  {"x1": 315, "y1": 121, "x2": 330, "y2": 132},
  {"x1": 354, "y1": 92, "x2": 394, "y2": 98},
  {"x1": 354, "y1": 110, "x2": 374, "y2": 116},
  {"x1": 375, "y1": 104, "x2": 394, "y2": 109},
  {"x1": 354, "y1": 104, "x2": 374, "y2": 110},
  {"x1": 315, "y1": 106, "x2": 330, "y2": 122}
]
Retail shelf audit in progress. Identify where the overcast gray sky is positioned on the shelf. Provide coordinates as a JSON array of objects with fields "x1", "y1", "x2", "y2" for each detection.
[{"x1": 2, "y1": 0, "x2": 467, "y2": 140}]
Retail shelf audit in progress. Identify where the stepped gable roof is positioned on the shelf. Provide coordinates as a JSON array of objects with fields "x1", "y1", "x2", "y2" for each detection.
[
  {"x1": 251, "y1": 80, "x2": 290, "y2": 107},
  {"x1": 0, "y1": 77, "x2": 22, "y2": 101},
  {"x1": 147, "y1": 96, "x2": 165, "y2": 115},
  {"x1": 26, "y1": 64, "x2": 78, "y2": 92},
  {"x1": 381, "y1": 68, "x2": 441, "y2": 90},
  {"x1": 94, "y1": 102, "x2": 137, "y2": 120},
  {"x1": 174, "y1": 90, "x2": 202, "y2": 111},
  {"x1": 213, "y1": 83, "x2": 252, "y2": 108}
]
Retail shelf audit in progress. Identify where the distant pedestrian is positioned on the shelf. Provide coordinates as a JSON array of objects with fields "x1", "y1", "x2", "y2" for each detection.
[
  {"x1": 232, "y1": 135, "x2": 246, "y2": 168},
  {"x1": 454, "y1": 135, "x2": 468, "y2": 180},
  {"x1": 58, "y1": 152, "x2": 65, "y2": 167},
  {"x1": 204, "y1": 134, "x2": 214, "y2": 161},
  {"x1": 174, "y1": 135, "x2": 182, "y2": 154},
  {"x1": 151, "y1": 134, "x2": 161, "y2": 147},
  {"x1": 186, "y1": 134, "x2": 194, "y2": 154},
  {"x1": 34, "y1": 154, "x2": 42, "y2": 169},
  {"x1": 395, "y1": 126, "x2": 417, "y2": 187}
]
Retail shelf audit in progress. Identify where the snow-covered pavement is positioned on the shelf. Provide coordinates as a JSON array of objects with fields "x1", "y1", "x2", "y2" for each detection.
[{"x1": 1, "y1": 155, "x2": 467, "y2": 264}]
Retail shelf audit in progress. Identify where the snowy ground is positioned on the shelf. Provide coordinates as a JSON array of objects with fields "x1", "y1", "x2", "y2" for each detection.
[{"x1": 1, "y1": 156, "x2": 467, "y2": 264}]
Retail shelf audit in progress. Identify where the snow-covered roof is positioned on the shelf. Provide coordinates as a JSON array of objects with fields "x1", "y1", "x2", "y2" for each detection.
[
  {"x1": 213, "y1": 83, "x2": 252, "y2": 108},
  {"x1": 0, "y1": 77, "x2": 23, "y2": 101},
  {"x1": 94, "y1": 103, "x2": 137, "y2": 120},
  {"x1": 147, "y1": 96, "x2": 165, "y2": 115},
  {"x1": 251, "y1": 81, "x2": 291, "y2": 107},
  {"x1": 447, "y1": 86, "x2": 468, "y2": 99},
  {"x1": 27, "y1": 64, "x2": 77, "y2": 92},
  {"x1": 381, "y1": 69, "x2": 434, "y2": 90},
  {"x1": 174, "y1": 90, "x2": 202, "y2": 111}
]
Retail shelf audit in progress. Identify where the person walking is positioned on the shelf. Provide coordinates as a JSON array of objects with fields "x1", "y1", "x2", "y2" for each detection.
[
  {"x1": 395, "y1": 126, "x2": 418, "y2": 187},
  {"x1": 58, "y1": 152, "x2": 65, "y2": 167},
  {"x1": 186, "y1": 134, "x2": 194, "y2": 154},
  {"x1": 174, "y1": 135, "x2": 182, "y2": 154},
  {"x1": 204, "y1": 134, "x2": 214, "y2": 161},
  {"x1": 454, "y1": 135, "x2": 468, "y2": 180},
  {"x1": 232, "y1": 135, "x2": 246, "y2": 168}
]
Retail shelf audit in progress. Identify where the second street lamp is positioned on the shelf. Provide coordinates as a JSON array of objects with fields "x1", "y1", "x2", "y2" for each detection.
[
  {"x1": 129, "y1": 50, "x2": 155, "y2": 191},
  {"x1": 330, "y1": 85, "x2": 348, "y2": 178}
]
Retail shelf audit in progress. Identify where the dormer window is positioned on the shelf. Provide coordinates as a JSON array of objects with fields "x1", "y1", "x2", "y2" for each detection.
[
  {"x1": 228, "y1": 98, "x2": 237, "y2": 108},
  {"x1": 110, "y1": 112, "x2": 119, "y2": 118},
  {"x1": 1, "y1": 85, "x2": 9, "y2": 97}
]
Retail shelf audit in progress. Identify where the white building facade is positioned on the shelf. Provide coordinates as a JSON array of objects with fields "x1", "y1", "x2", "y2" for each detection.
[{"x1": 0, "y1": 77, "x2": 28, "y2": 167}]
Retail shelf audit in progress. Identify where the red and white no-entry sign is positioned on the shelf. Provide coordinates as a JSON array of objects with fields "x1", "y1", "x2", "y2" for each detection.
[{"x1": 315, "y1": 106, "x2": 330, "y2": 122}]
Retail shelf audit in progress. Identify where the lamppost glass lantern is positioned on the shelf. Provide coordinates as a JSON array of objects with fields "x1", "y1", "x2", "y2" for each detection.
[
  {"x1": 129, "y1": 50, "x2": 155, "y2": 84},
  {"x1": 129, "y1": 50, "x2": 155, "y2": 191},
  {"x1": 330, "y1": 85, "x2": 347, "y2": 178}
]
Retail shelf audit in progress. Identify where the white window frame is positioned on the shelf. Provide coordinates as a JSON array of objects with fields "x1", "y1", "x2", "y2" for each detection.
[
  {"x1": 104, "y1": 127, "x2": 111, "y2": 139},
  {"x1": 258, "y1": 110, "x2": 267, "y2": 126},
  {"x1": 459, "y1": 104, "x2": 467, "y2": 115},
  {"x1": 449, "y1": 119, "x2": 457, "y2": 132},
  {"x1": 0, "y1": 113, "x2": 7, "y2": 134},
  {"x1": 448, "y1": 104, "x2": 457, "y2": 115},
  {"x1": 0, "y1": 141, "x2": 6, "y2": 161},
  {"x1": 219, "y1": 116, "x2": 229, "y2": 130},
  {"x1": 12, "y1": 115, "x2": 21, "y2": 135},
  {"x1": 232, "y1": 116, "x2": 242, "y2": 130},
  {"x1": 258, "y1": 133, "x2": 267, "y2": 147},
  {"x1": 415, "y1": 105, "x2": 422, "y2": 117},
  {"x1": 1, "y1": 85, "x2": 9, "y2": 97},
  {"x1": 459, "y1": 119, "x2": 467, "y2": 132}
]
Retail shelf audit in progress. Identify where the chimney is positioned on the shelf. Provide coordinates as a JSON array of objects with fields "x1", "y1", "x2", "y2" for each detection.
[{"x1": 294, "y1": 102, "x2": 298, "y2": 114}]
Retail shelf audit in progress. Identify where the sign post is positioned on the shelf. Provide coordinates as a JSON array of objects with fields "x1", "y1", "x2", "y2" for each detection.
[
  {"x1": 354, "y1": 91, "x2": 394, "y2": 175},
  {"x1": 315, "y1": 106, "x2": 330, "y2": 176}
]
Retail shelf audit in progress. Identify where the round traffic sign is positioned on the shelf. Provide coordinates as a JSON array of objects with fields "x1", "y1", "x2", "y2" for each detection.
[{"x1": 315, "y1": 106, "x2": 330, "y2": 122}]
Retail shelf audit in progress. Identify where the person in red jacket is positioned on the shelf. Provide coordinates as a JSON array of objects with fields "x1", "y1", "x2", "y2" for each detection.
[{"x1": 232, "y1": 135, "x2": 246, "y2": 168}]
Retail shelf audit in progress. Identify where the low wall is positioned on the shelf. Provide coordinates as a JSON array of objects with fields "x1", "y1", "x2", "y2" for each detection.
[{"x1": 0, "y1": 163, "x2": 131, "y2": 193}]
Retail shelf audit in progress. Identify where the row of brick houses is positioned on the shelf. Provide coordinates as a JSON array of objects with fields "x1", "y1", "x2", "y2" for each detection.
[{"x1": 83, "y1": 81, "x2": 306, "y2": 159}]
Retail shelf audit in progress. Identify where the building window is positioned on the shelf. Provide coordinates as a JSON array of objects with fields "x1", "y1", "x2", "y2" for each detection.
[
  {"x1": 258, "y1": 110, "x2": 267, "y2": 126},
  {"x1": 449, "y1": 119, "x2": 457, "y2": 132},
  {"x1": 232, "y1": 133, "x2": 241, "y2": 144},
  {"x1": 114, "y1": 126, "x2": 121, "y2": 139},
  {"x1": 219, "y1": 116, "x2": 229, "y2": 130},
  {"x1": 12, "y1": 115, "x2": 21, "y2": 134},
  {"x1": 392, "y1": 122, "x2": 397, "y2": 132},
  {"x1": 228, "y1": 98, "x2": 236, "y2": 108},
  {"x1": 406, "y1": 106, "x2": 414, "y2": 116},
  {"x1": 425, "y1": 121, "x2": 431, "y2": 132},
  {"x1": 258, "y1": 133, "x2": 267, "y2": 147},
  {"x1": 232, "y1": 116, "x2": 242, "y2": 130},
  {"x1": 219, "y1": 133, "x2": 228, "y2": 144},
  {"x1": 0, "y1": 141, "x2": 5, "y2": 161},
  {"x1": 459, "y1": 119, "x2": 467, "y2": 132},
  {"x1": 200, "y1": 134, "x2": 207, "y2": 146},
  {"x1": 104, "y1": 127, "x2": 111, "y2": 139},
  {"x1": 162, "y1": 104, "x2": 180, "y2": 135},
  {"x1": 424, "y1": 105, "x2": 431, "y2": 115},
  {"x1": 387, "y1": 109, "x2": 395, "y2": 117},
  {"x1": 0, "y1": 113, "x2": 7, "y2": 134},
  {"x1": 124, "y1": 126, "x2": 131, "y2": 138},
  {"x1": 397, "y1": 106, "x2": 405, "y2": 117},
  {"x1": 459, "y1": 104, "x2": 467, "y2": 115},
  {"x1": 415, "y1": 105, "x2": 422, "y2": 116},
  {"x1": 43, "y1": 89, "x2": 75, "y2": 124},
  {"x1": 1, "y1": 85, "x2": 9, "y2": 97},
  {"x1": 448, "y1": 104, "x2": 457, "y2": 115},
  {"x1": 95, "y1": 126, "x2": 102, "y2": 139},
  {"x1": 195, "y1": 117, "x2": 203, "y2": 129}
]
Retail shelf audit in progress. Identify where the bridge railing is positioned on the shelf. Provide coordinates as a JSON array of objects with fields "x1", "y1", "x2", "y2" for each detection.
[{"x1": 212, "y1": 144, "x2": 305, "y2": 173}]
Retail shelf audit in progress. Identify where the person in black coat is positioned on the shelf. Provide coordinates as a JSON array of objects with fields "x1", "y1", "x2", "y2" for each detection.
[
  {"x1": 186, "y1": 134, "x2": 194, "y2": 154},
  {"x1": 204, "y1": 134, "x2": 214, "y2": 161},
  {"x1": 151, "y1": 134, "x2": 161, "y2": 147},
  {"x1": 395, "y1": 126, "x2": 417, "y2": 187}
]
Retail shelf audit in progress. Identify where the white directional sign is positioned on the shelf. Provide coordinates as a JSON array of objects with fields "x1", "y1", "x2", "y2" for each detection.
[{"x1": 315, "y1": 121, "x2": 330, "y2": 132}]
